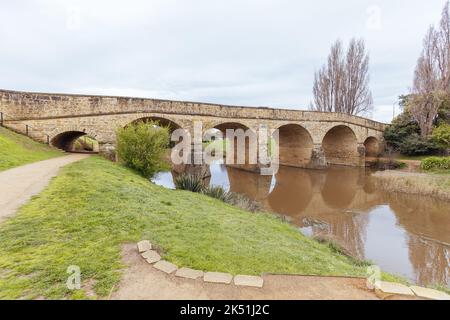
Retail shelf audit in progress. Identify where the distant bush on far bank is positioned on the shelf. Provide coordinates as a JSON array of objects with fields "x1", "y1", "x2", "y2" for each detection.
[
  {"x1": 420, "y1": 156, "x2": 450, "y2": 171},
  {"x1": 116, "y1": 121, "x2": 170, "y2": 178}
]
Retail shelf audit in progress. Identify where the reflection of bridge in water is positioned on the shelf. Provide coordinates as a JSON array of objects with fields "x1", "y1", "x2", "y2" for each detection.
[{"x1": 168, "y1": 164, "x2": 450, "y2": 287}]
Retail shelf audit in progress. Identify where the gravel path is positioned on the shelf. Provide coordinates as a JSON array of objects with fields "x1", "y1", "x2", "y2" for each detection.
[{"x1": 0, "y1": 154, "x2": 90, "y2": 223}]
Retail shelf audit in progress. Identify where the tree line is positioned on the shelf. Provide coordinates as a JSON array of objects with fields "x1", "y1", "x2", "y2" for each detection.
[{"x1": 310, "y1": 2, "x2": 450, "y2": 155}]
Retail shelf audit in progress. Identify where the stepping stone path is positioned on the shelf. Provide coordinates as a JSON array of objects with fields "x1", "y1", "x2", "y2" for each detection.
[
  {"x1": 137, "y1": 240, "x2": 152, "y2": 253},
  {"x1": 175, "y1": 268, "x2": 204, "y2": 280},
  {"x1": 204, "y1": 272, "x2": 233, "y2": 284},
  {"x1": 374, "y1": 281, "x2": 414, "y2": 299},
  {"x1": 410, "y1": 286, "x2": 450, "y2": 300},
  {"x1": 137, "y1": 241, "x2": 264, "y2": 288},
  {"x1": 137, "y1": 242, "x2": 450, "y2": 296},
  {"x1": 154, "y1": 260, "x2": 178, "y2": 274},
  {"x1": 142, "y1": 250, "x2": 161, "y2": 264},
  {"x1": 234, "y1": 275, "x2": 264, "y2": 288}
]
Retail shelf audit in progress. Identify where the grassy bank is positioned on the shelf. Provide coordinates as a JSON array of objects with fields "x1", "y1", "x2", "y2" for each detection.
[
  {"x1": 0, "y1": 156, "x2": 399, "y2": 299},
  {"x1": 0, "y1": 127, "x2": 62, "y2": 171},
  {"x1": 372, "y1": 170, "x2": 450, "y2": 201}
]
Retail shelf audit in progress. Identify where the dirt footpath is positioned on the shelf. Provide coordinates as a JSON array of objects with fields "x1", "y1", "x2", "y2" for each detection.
[
  {"x1": 0, "y1": 154, "x2": 90, "y2": 223},
  {"x1": 111, "y1": 244, "x2": 379, "y2": 300}
]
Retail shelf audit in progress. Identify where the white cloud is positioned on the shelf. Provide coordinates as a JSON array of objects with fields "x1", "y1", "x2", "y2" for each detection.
[{"x1": 0, "y1": 0, "x2": 447, "y2": 123}]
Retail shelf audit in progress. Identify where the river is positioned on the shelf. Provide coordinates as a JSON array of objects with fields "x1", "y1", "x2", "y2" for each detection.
[{"x1": 152, "y1": 162, "x2": 450, "y2": 288}]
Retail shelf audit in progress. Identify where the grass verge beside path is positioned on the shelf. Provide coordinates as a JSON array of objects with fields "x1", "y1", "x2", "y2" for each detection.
[
  {"x1": 0, "y1": 157, "x2": 399, "y2": 299},
  {"x1": 0, "y1": 127, "x2": 63, "y2": 171}
]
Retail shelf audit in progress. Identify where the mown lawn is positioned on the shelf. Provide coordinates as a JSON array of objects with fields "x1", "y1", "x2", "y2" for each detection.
[
  {"x1": 0, "y1": 156, "x2": 400, "y2": 299},
  {"x1": 0, "y1": 127, "x2": 63, "y2": 171}
]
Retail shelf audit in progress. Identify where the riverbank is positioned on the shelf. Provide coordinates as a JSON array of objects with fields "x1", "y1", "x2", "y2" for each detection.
[
  {"x1": 0, "y1": 156, "x2": 401, "y2": 299},
  {"x1": 0, "y1": 127, "x2": 62, "y2": 172},
  {"x1": 372, "y1": 170, "x2": 450, "y2": 202}
]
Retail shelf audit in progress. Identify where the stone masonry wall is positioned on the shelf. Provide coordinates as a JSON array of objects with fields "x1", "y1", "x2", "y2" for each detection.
[{"x1": 0, "y1": 89, "x2": 387, "y2": 168}]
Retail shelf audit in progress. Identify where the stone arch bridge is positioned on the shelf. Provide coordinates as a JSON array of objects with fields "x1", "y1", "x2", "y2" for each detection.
[{"x1": 0, "y1": 89, "x2": 386, "y2": 169}]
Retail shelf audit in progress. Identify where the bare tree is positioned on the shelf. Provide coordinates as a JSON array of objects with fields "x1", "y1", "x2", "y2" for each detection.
[
  {"x1": 312, "y1": 40, "x2": 345, "y2": 112},
  {"x1": 410, "y1": 1, "x2": 450, "y2": 137},
  {"x1": 342, "y1": 39, "x2": 373, "y2": 115},
  {"x1": 311, "y1": 38, "x2": 373, "y2": 116}
]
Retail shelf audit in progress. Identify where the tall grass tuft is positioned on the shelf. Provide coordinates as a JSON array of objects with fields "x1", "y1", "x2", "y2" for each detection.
[
  {"x1": 174, "y1": 174, "x2": 206, "y2": 193},
  {"x1": 203, "y1": 185, "x2": 233, "y2": 202},
  {"x1": 173, "y1": 175, "x2": 263, "y2": 213},
  {"x1": 226, "y1": 192, "x2": 263, "y2": 213}
]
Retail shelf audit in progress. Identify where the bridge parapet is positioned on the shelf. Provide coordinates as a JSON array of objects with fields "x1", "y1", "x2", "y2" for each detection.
[
  {"x1": 0, "y1": 89, "x2": 387, "y2": 168},
  {"x1": 0, "y1": 89, "x2": 386, "y2": 132}
]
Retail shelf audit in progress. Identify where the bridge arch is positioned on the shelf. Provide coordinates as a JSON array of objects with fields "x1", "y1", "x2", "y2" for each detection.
[
  {"x1": 126, "y1": 116, "x2": 182, "y2": 133},
  {"x1": 364, "y1": 136, "x2": 381, "y2": 157},
  {"x1": 212, "y1": 122, "x2": 257, "y2": 169},
  {"x1": 50, "y1": 130, "x2": 99, "y2": 152},
  {"x1": 322, "y1": 125, "x2": 359, "y2": 166},
  {"x1": 276, "y1": 124, "x2": 313, "y2": 168}
]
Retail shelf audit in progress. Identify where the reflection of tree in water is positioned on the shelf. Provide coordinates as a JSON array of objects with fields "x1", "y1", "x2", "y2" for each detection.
[
  {"x1": 170, "y1": 161, "x2": 450, "y2": 287},
  {"x1": 227, "y1": 166, "x2": 272, "y2": 201},
  {"x1": 267, "y1": 166, "x2": 372, "y2": 259},
  {"x1": 386, "y1": 193, "x2": 450, "y2": 287},
  {"x1": 407, "y1": 234, "x2": 449, "y2": 287}
]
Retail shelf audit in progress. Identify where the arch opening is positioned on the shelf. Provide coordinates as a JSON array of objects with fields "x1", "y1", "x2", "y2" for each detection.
[
  {"x1": 129, "y1": 116, "x2": 181, "y2": 133},
  {"x1": 364, "y1": 137, "x2": 381, "y2": 157},
  {"x1": 212, "y1": 122, "x2": 256, "y2": 169},
  {"x1": 51, "y1": 131, "x2": 99, "y2": 153},
  {"x1": 276, "y1": 124, "x2": 313, "y2": 168},
  {"x1": 322, "y1": 125, "x2": 359, "y2": 166}
]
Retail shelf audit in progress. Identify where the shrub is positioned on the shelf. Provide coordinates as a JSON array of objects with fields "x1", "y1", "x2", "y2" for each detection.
[
  {"x1": 420, "y1": 156, "x2": 450, "y2": 171},
  {"x1": 383, "y1": 111, "x2": 420, "y2": 152},
  {"x1": 116, "y1": 122, "x2": 170, "y2": 178},
  {"x1": 174, "y1": 174, "x2": 206, "y2": 193},
  {"x1": 432, "y1": 123, "x2": 450, "y2": 151},
  {"x1": 383, "y1": 110, "x2": 440, "y2": 155},
  {"x1": 399, "y1": 133, "x2": 439, "y2": 156}
]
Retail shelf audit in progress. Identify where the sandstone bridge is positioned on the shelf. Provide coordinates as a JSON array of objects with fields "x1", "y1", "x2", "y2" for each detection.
[{"x1": 0, "y1": 89, "x2": 386, "y2": 169}]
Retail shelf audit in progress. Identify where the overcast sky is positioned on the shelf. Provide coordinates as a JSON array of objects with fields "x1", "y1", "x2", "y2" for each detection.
[{"x1": 0, "y1": 0, "x2": 447, "y2": 123}]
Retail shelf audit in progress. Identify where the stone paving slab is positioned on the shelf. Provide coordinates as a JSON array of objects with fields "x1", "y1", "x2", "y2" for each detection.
[
  {"x1": 204, "y1": 272, "x2": 233, "y2": 284},
  {"x1": 374, "y1": 281, "x2": 414, "y2": 299},
  {"x1": 410, "y1": 286, "x2": 450, "y2": 300},
  {"x1": 137, "y1": 240, "x2": 152, "y2": 253},
  {"x1": 142, "y1": 250, "x2": 161, "y2": 264},
  {"x1": 153, "y1": 260, "x2": 178, "y2": 274},
  {"x1": 175, "y1": 268, "x2": 204, "y2": 280},
  {"x1": 233, "y1": 275, "x2": 264, "y2": 288}
]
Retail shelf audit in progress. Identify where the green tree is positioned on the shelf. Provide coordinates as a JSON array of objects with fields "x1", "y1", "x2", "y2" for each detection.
[
  {"x1": 384, "y1": 110, "x2": 439, "y2": 155},
  {"x1": 116, "y1": 121, "x2": 170, "y2": 178},
  {"x1": 432, "y1": 123, "x2": 450, "y2": 151}
]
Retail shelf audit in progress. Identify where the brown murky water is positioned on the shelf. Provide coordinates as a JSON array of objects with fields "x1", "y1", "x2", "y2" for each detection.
[{"x1": 153, "y1": 163, "x2": 450, "y2": 288}]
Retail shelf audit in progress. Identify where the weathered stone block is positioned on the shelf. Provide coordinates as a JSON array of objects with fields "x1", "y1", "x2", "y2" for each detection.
[
  {"x1": 153, "y1": 260, "x2": 178, "y2": 274},
  {"x1": 233, "y1": 275, "x2": 264, "y2": 288},
  {"x1": 374, "y1": 281, "x2": 414, "y2": 299},
  {"x1": 203, "y1": 272, "x2": 233, "y2": 284},
  {"x1": 137, "y1": 240, "x2": 152, "y2": 253},
  {"x1": 175, "y1": 268, "x2": 204, "y2": 280},
  {"x1": 410, "y1": 286, "x2": 450, "y2": 300},
  {"x1": 141, "y1": 250, "x2": 161, "y2": 264}
]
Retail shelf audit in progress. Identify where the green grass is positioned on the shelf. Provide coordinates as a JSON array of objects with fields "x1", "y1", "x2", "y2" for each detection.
[
  {"x1": 0, "y1": 127, "x2": 63, "y2": 171},
  {"x1": 0, "y1": 156, "x2": 399, "y2": 300},
  {"x1": 397, "y1": 155, "x2": 430, "y2": 161}
]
